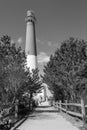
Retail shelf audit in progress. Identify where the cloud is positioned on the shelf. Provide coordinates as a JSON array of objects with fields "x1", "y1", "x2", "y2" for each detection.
[
  {"x1": 11, "y1": 40, "x2": 15, "y2": 44},
  {"x1": 36, "y1": 38, "x2": 44, "y2": 44},
  {"x1": 47, "y1": 41, "x2": 58, "y2": 47},
  {"x1": 36, "y1": 38, "x2": 59, "y2": 48},
  {"x1": 17, "y1": 37, "x2": 24, "y2": 45},
  {"x1": 37, "y1": 52, "x2": 50, "y2": 64},
  {"x1": 47, "y1": 41, "x2": 52, "y2": 46}
]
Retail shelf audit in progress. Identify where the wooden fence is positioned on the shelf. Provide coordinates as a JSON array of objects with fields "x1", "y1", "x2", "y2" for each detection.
[
  {"x1": 0, "y1": 99, "x2": 34, "y2": 122},
  {"x1": 53, "y1": 99, "x2": 87, "y2": 125}
]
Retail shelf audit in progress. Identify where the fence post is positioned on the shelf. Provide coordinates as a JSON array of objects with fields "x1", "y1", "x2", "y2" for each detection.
[
  {"x1": 59, "y1": 100, "x2": 62, "y2": 112},
  {"x1": 15, "y1": 99, "x2": 18, "y2": 119},
  {"x1": 53, "y1": 101, "x2": 55, "y2": 107},
  {"x1": 56, "y1": 101, "x2": 59, "y2": 111},
  {"x1": 65, "y1": 100, "x2": 68, "y2": 114},
  {"x1": 81, "y1": 98, "x2": 86, "y2": 128}
]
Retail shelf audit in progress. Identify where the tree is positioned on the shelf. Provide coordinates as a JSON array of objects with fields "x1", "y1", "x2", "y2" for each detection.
[
  {"x1": 42, "y1": 38, "x2": 87, "y2": 102},
  {"x1": 0, "y1": 35, "x2": 26, "y2": 106},
  {"x1": 0, "y1": 35, "x2": 42, "y2": 109},
  {"x1": 23, "y1": 68, "x2": 42, "y2": 102}
]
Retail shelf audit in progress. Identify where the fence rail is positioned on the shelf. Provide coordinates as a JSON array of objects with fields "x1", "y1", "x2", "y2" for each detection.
[{"x1": 53, "y1": 99, "x2": 86, "y2": 124}]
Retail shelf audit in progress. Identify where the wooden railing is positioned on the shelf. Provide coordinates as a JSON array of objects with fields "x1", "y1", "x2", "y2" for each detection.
[{"x1": 53, "y1": 99, "x2": 86, "y2": 124}]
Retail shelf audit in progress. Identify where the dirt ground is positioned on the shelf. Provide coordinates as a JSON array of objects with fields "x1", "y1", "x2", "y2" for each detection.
[{"x1": 17, "y1": 101, "x2": 81, "y2": 130}]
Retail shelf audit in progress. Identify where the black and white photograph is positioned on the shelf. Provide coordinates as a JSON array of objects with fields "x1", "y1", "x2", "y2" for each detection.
[{"x1": 0, "y1": 0, "x2": 87, "y2": 130}]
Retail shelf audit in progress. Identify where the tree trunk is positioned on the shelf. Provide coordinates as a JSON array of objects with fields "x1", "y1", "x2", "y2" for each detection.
[{"x1": 29, "y1": 93, "x2": 33, "y2": 111}]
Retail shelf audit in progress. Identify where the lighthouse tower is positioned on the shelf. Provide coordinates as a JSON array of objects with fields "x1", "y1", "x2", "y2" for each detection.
[{"x1": 25, "y1": 10, "x2": 37, "y2": 71}]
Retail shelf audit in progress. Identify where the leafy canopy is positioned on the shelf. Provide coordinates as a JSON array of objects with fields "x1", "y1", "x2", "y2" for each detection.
[{"x1": 42, "y1": 38, "x2": 87, "y2": 102}]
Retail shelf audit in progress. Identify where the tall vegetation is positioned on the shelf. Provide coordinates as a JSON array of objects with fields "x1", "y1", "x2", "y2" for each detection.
[
  {"x1": 42, "y1": 38, "x2": 87, "y2": 103},
  {"x1": 0, "y1": 35, "x2": 42, "y2": 108}
]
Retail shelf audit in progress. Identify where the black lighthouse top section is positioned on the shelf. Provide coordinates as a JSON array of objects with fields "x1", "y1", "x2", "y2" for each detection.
[
  {"x1": 25, "y1": 10, "x2": 36, "y2": 23},
  {"x1": 25, "y1": 10, "x2": 37, "y2": 56}
]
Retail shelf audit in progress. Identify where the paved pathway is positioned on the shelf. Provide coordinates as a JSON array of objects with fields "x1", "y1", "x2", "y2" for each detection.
[{"x1": 17, "y1": 102, "x2": 80, "y2": 130}]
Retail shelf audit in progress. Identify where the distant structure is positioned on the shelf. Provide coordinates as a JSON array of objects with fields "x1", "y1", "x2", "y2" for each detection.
[
  {"x1": 25, "y1": 10, "x2": 49, "y2": 102},
  {"x1": 25, "y1": 10, "x2": 37, "y2": 71}
]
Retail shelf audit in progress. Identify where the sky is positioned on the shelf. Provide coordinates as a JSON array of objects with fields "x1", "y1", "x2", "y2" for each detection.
[{"x1": 0, "y1": 0, "x2": 87, "y2": 73}]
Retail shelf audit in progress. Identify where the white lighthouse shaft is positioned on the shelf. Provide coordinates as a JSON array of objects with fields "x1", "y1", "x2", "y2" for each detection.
[{"x1": 25, "y1": 11, "x2": 37, "y2": 71}]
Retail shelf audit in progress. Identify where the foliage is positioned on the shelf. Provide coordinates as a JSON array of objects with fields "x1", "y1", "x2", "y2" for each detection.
[
  {"x1": 42, "y1": 38, "x2": 87, "y2": 102},
  {"x1": 22, "y1": 68, "x2": 42, "y2": 99},
  {"x1": 0, "y1": 35, "x2": 26, "y2": 105},
  {"x1": 0, "y1": 35, "x2": 42, "y2": 108}
]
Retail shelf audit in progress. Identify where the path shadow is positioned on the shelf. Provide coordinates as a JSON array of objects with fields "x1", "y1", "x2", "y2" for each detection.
[
  {"x1": 38, "y1": 106, "x2": 51, "y2": 108},
  {"x1": 27, "y1": 106, "x2": 58, "y2": 120},
  {"x1": 13, "y1": 115, "x2": 29, "y2": 130},
  {"x1": 35, "y1": 109, "x2": 58, "y2": 113},
  {"x1": 28, "y1": 114, "x2": 57, "y2": 120},
  {"x1": 13, "y1": 105, "x2": 58, "y2": 129},
  {"x1": 36, "y1": 105, "x2": 58, "y2": 113}
]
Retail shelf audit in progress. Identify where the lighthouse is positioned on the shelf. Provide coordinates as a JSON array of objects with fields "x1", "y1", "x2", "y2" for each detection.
[{"x1": 25, "y1": 10, "x2": 37, "y2": 71}]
